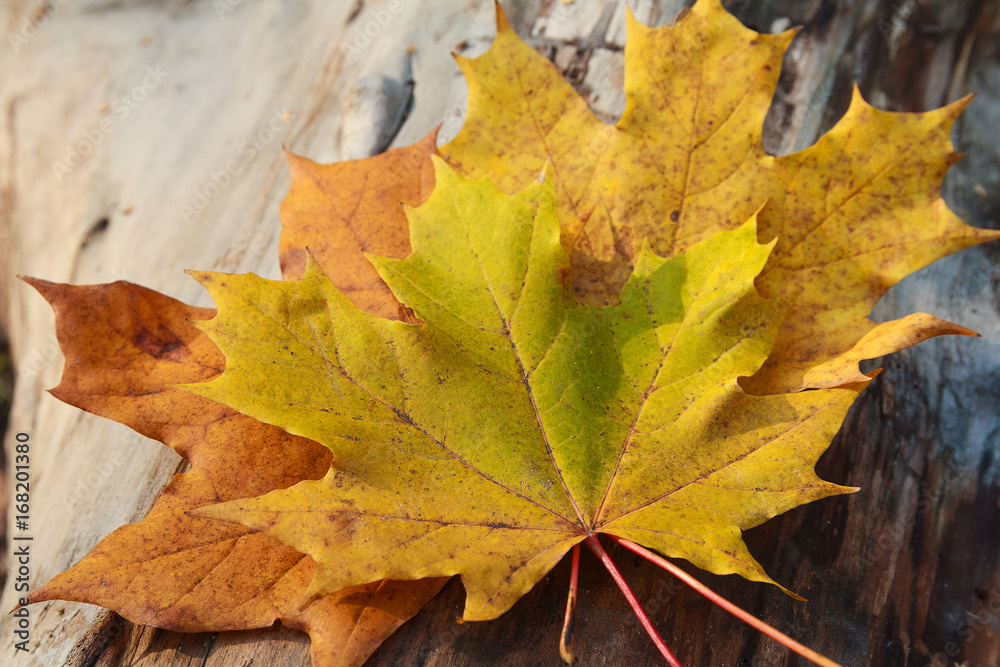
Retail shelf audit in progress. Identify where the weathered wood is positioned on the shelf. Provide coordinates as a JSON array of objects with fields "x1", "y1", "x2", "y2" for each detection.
[{"x1": 1, "y1": 1, "x2": 998, "y2": 665}]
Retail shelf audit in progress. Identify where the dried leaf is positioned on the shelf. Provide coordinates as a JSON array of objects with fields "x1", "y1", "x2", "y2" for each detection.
[
  {"x1": 280, "y1": 129, "x2": 438, "y2": 320},
  {"x1": 23, "y1": 253, "x2": 444, "y2": 665}
]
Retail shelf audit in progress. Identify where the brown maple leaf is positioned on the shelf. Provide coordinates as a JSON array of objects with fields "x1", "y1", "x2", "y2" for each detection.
[
  {"x1": 22, "y1": 129, "x2": 446, "y2": 667},
  {"x1": 280, "y1": 129, "x2": 438, "y2": 319}
]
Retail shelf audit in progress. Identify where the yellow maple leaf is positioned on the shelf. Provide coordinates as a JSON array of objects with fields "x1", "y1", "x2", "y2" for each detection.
[
  {"x1": 439, "y1": 0, "x2": 999, "y2": 393},
  {"x1": 185, "y1": 163, "x2": 862, "y2": 662}
]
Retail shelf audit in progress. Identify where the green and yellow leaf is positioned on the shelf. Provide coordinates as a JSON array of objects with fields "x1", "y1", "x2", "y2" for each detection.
[{"x1": 186, "y1": 161, "x2": 864, "y2": 620}]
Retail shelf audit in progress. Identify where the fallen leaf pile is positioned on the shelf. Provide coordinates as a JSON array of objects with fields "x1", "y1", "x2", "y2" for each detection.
[{"x1": 23, "y1": 1, "x2": 999, "y2": 665}]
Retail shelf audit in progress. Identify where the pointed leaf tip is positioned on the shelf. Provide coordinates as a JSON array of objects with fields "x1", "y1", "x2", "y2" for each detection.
[{"x1": 494, "y1": 0, "x2": 511, "y2": 33}]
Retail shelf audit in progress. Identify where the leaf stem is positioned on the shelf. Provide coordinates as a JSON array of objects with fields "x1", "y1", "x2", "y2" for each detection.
[
  {"x1": 560, "y1": 544, "x2": 580, "y2": 664},
  {"x1": 583, "y1": 536, "x2": 683, "y2": 667},
  {"x1": 609, "y1": 536, "x2": 842, "y2": 667}
]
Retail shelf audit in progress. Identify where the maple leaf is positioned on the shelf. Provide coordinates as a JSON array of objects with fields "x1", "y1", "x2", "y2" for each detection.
[
  {"x1": 21, "y1": 278, "x2": 446, "y2": 666},
  {"x1": 22, "y1": 1, "x2": 998, "y2": 664},
  {"x1": 439, "y1": 0, "x2": 1000, "y2": 394},
  {"x1": 184, "y1": 161, "x2": 864, "y2": 634},
  {"x1": 279, "y1": 129, "x2": 438, "y2": 320}
]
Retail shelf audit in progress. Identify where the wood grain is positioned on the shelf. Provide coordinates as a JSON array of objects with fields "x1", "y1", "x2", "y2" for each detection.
[{"x1": 1, "y1": 1, "x2": 997, "y2": 665}]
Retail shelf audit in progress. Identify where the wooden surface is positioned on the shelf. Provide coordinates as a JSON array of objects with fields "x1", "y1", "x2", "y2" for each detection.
[{"x1": 1, "y1": 0, "x2": 998, "y2": 665}]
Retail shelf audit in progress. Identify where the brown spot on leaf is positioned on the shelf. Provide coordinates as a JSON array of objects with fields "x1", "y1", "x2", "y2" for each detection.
[{"x1": 133, "y1": 327, "x2": 185, "y2": 361}]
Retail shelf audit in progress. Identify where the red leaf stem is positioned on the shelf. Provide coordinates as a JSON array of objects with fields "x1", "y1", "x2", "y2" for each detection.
[
  {"x1": 609, "y1": 536, "x2": 842, "y2": 667},
  {"x1": 560, "y1": 544, "x2": 581, "y2": 664},
  {"x1": 583, "y1": 536, "x2": 683, "y2": 667}
]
